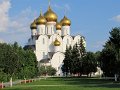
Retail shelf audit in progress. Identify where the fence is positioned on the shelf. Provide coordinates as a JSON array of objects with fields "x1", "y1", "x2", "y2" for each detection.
[{"x1": 0, "y1": 77, "x2": 46, "y2": 89}]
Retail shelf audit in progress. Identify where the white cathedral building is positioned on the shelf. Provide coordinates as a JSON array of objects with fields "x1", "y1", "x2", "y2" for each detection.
[{"x1": 26, "y1": 4, "x2": 86, "y2": 76}]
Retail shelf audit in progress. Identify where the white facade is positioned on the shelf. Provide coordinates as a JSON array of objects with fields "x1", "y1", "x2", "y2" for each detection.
[{"x1": 27, "y1": 5, "x2": 86, "y2": 76}]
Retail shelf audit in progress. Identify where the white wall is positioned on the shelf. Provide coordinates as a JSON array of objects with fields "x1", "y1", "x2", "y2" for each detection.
[
  {"x1": 37, "y1": 25, "x2": 45, "y2": 35},
  {"x1": 73, "y1": 35, "x2": 81, "y2": 45},
  {"x1": 73, "y1": 35, "x2": 86, "y2": 47},
  {"x1": 56, "y1": 30, "x2": 61, "y2": 36},
  {"x1": 35, "y1": 35, "x2": 48, "y2": 61},
  {"x1": 62, "y1": 35, "x2": 73, "y2": 52},
  {"x1": 62, "y1": 26, "x2": 70, "y2": 36},
  {"x1": 50, "y1": 52, "x2": 65, "y2": 76},
  {"x1": 48, "y1": 34, "x2": 62, "y2": 52},
  {"x1": 46, "y1": 22, "x2": 56, "y2": 35}
]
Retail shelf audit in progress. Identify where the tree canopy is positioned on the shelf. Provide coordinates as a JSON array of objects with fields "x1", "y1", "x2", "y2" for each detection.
[
  {"x1": 0, "y1": 42, "x2": 38, "y2": 82},
  {"x1": 100, "y1": 27, "x2": 120, "y2": 77}
]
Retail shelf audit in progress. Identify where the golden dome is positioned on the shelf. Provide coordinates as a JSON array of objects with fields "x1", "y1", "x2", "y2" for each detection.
[
  {"x1": 56, "y1": 22, "x2": 62, "y2": 30},
  {"x1": 60, "y1": 16, "x2": 71, "y2": 26},
  {"x1": 30, "y1": 20, "x2": 37, "y2": 29},
  {"x1": 54, "y1": 38, "x2": 61, "y2": 46},
  {"x1": 44, "y1": 6, "x2": 57, "y2": 22},
  {"x1": 36, "y1": 12, "x2": 46, "y2": 25}
]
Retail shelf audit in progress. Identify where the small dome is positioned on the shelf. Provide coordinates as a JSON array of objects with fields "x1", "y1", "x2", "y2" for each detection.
[
  {"x1": 54, "y1": 38, "x2": 61, "y2": 46},
  {"x1": 36, "y1": 12, "x2": 46, "y2": 25},
  {"x1": 44, "y1": 6, "x2": 57, "y2": 22},
  {"x1": 30, "y1": 20, "x2": 37, "y2": 29},
  {"x1": 60, "y1": 16, "x2": 71, "y2": 26},
  {"x1": 56, "y1": 22, "x2": 62, "y2": 30}
]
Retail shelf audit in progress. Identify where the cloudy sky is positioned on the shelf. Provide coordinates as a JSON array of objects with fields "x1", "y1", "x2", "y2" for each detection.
[{"x1": 0, "y1": 0, "x2": 120, "y2": 52}]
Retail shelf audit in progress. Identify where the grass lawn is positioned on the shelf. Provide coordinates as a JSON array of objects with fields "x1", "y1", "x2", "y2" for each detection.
[{"x1": 2, "y1": 77, "x2": 120, "y2": 90}]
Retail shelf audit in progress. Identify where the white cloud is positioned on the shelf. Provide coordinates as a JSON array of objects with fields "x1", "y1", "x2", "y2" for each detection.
[
  {"x1": 9, "y1": 7, "x2": 34, "y2": 33},
  {"x1": 0, "y1": 0, "x2": 34, "y2": 33},
  {"x1": 0, "y1": 0, "x2": 35, "y2": 46},
  {"x1": 112, "y1": 15, "x2": 120, "y2": 22},
  {"x1": 0, "y1": 0, "x2": 11, "y2": 32}
]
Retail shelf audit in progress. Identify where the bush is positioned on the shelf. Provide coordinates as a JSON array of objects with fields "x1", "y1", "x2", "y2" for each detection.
[{"x1": 38, "y1": 65, "x2": 56, "y2": 76}]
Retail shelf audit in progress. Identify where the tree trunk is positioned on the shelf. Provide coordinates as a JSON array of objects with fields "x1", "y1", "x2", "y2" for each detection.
[{"x1": 115, "y1": 74, "x2": 117, "y2": 82}]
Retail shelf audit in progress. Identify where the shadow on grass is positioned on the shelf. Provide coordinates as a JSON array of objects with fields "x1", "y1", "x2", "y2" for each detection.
[{"x1": 50, "y1": 77, "x2": 120, "y2": 88}]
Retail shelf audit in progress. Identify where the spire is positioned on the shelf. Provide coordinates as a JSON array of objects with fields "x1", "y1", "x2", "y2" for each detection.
[
  {"x1": 40, "y1": 8, "x2": 42, "y2": 16},
  {"x1": 48, "y1": 0, "x2": 51, "y2": 6},
  {"x1": 48, "y1": 0, "x2": 51, "y2": 11},
  {"x1": 64, "y1": 7, "x2": 67, "y2": 17}
]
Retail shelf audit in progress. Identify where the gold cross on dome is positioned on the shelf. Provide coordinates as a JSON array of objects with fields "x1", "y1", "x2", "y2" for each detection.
[{"x1": 48, "y1": 0, "x2": 51, "y2": 6}]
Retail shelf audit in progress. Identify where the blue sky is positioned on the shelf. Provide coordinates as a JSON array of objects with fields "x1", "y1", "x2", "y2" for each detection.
[{"x1": 0, "y1": 0, "x2": 120, "y2": 52}]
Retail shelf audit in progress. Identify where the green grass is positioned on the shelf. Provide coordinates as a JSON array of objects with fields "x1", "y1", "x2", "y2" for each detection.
[{"x1": 2, "y1": 77, "x2": 120, "y2": 90}]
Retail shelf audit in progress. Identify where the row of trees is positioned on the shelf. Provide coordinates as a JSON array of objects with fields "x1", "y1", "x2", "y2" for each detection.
[
  {"x1": 62, "y1": 27, "x2": 120, "y2": 79},
  {"x1": 62, "y1": 37, "x2": 98, "y2": 77},
  {"x1": 0, "y1": 42, "x2": 38, "y2": 82}
]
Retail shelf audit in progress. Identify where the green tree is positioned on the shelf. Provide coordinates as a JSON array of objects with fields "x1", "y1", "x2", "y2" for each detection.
[
  {"x1": 62, "y1": 46, "x2": 72, "y2": 76},
  {"x1": 100, "y1": 27, "x2": 120, "y2": 81},
  {"x1": 100, "y1": 43, "x2": 116, "y2": 77},
  {"x1": 82, "y1": 52, "x2": 97, "y2": 77},
  {"x1": 78, "y1": 36, "x2": 86, "y2": 76},
  {"x1": 0, "y1": 42, "x2": 38, "y2": 81},
  {"x1": 47, "y1": 66, "x2": 56, "y2": 76},
  {"x1": 71, "y1": 43, "x2": 81, "y2": 74},
  {"x1": 38, "y1": 65, "x2": 56, "y2": 76}
]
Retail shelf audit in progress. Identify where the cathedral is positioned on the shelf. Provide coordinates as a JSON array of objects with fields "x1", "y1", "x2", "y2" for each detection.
[{"x1": 26, "y1": 3, "x2": 86, "y2": 76}]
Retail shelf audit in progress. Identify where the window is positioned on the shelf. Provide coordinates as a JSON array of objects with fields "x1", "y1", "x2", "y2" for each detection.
[
  {"x1": 46, "y1": 27, "x2": 48, "y2": 34},
  {"x1": 43, "y1": 38, "x2": 45, "y2": 44},
  {"x1": 47, "y1": 27, "x2": 48, "y2": 33},
  {"x1": 51, "y1": 27, "x2": 52, "y2": 34}
]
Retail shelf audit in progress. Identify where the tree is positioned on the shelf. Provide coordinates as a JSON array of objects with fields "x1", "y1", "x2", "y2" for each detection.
[
  {"x1": 79, "y1": 36, "x2": 86, "y2": 57},
  {"x1": 82, "y1": 52, "x2": 97, "y2": 77},
  {"x1": 71, "y1": 43, "x2": 81, "y2": 75},
  {"x1": 38, "y1": 65, "x2": 56, "y2": 76},
  {"x1": 62, "y1": 37, "x2": 87, "y2": 76},
  {"x1": 0, "y1": 42, "x2": 38, "y2": 81},
  {"x1": 100, "y1": 43, "x2": 116, "y2": 77},
  {"x1": 0, "y1": 68, "x2": 9, "y2": 82},
  {"x1": 47, "y1": 66, "x2": 56, "y2": 76},
  {"x1": 78, "y1": 36, "x2": 86, "y2": 76},
  {"x1": 100, "y1": 27, "x2": 120, "y2": 81},
  {"x1": 62, "y1": 46, "x2": 72, "y2": 76}
]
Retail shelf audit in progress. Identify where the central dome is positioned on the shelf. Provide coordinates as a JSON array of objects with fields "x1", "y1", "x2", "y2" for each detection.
[{"x1": 44, "y1": 6, "x2": 57, "y2": 22}]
